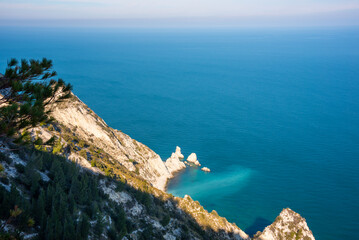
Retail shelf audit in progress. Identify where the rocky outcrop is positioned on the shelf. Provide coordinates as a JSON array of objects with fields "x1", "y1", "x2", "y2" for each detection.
[
  {"x1": 174, "y1": 146, "x2": 184, "y2": 159},
  {"x1": 1, "y1": 87, "x2": 317, "y2": 240},
  {"x1": 165, "y1": 152, "x2": 186, "y2": 175},
  {"x1": 254, "y1": 208, "x2": 315, "y2": 240},
  {"x1": 201, "y1": 167, "x2": 210, "y2": 172},
  {"x1": 48, "y1": 95, "x2": 203, "y2": 191},
  {"x1": 177, "y1": 195, "x2": 249, "y2": 240},
  {"x1": 187, "y1": 153, "x2": 201, "y2": 166},
  {"x1": 41, "y1": 94, "x2": 315, "y2": 239}
]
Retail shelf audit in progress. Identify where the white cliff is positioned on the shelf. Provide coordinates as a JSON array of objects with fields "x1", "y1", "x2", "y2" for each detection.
[
  {"x1": 1, "y1": 88, "x2": 317, "y2": 239},
  {"x1": 165, "y1": 152, "x2": 186, "y2": 175},
  {"x1": 50, "y1": 94, "x2": 172, "y2": 191},
  {"x1": 44, "y1": 94, "x2": 315, "y2": 240}
]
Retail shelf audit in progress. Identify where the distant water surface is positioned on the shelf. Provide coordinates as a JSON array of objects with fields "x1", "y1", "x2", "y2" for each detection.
[{"x1": 0, "y1": 26, "x2": 358, "y2": 239}]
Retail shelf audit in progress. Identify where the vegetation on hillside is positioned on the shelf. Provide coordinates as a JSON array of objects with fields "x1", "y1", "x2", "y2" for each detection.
[
  {"x1": 0, "y1": 58, "x2": 72, "y2": 146},
  {"x1": 0, "y1": 59, "x2": 253, "y2": 240},
  {"x1": 0, "y1": 148, "x2": 130, "y2": 239}
]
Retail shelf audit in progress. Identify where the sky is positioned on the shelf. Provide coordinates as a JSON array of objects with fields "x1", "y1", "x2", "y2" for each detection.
[{"x1": 0, "y1": 0, "x2": 359, "y2": 27}]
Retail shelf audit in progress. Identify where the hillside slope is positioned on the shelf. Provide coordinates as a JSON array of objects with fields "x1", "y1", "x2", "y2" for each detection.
[
  {"x1": 253, "y1": 208, "x2": 315, "y2": 240},
  {"x1": 49, "y1": 94, "x2": 172, "y2": 191},
  {"x1": 0, "y1": 93, "x2": 315, "y2": 240}
]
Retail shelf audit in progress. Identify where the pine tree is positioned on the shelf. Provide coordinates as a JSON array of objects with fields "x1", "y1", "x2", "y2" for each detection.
[
  {"x1": 77, "y1": 214, "x2": 90, "y2": 240},
  {"x1": 35, "y1": 190, "x2": 46, "y2": 224},
  {"x1": 63, "y1": 215, "x2": 75, "y2": 240},
  {"x1": 94, "y1": 212, "x2": 105, "y2": 239},
  {"x1": 0, "y1": 58, "x2": 72, "y2": 146}
]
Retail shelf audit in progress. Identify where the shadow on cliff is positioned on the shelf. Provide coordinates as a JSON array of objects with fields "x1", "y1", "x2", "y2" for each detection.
[
  {"x1": 5, "y1": 144, "x2": 217, "y2": 240},
  {"x1": 245, "y1": 217, "x2": 272, "y2": 236}
]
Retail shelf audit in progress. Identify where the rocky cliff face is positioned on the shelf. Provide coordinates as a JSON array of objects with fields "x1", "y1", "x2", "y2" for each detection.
[
  {"x1": 177, "y1": 195, "x2": 249, "y2": 240},
  {"x1": 165, "y1": 153, "x2": 186, "y2": 175},
  {"x1": 254, "y1": 208, "x2": 315, "y2": 240},
  {"x1": 50, "y1": 94, "x2": 173, "y2": 191},
  {"x1": 30, "y1": 94, "x2": 315, "y2": 239}
]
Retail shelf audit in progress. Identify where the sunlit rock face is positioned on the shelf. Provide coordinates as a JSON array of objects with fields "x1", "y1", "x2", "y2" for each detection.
[
  {"x1": 254, "y1": 208, "x2": 315, "y2": 240},
  {"x1": 174, "y1": 146, "x2": 184, "y2": 159},
  {"x1": 187, "y1": 153, "x2": 201, "y2": 166},
  {"x1": 33, "y1": 93, "x2": 316, "y2": 240},
  {"x1": 50, "y1": 94, "x2": 172, "y2": 191},
  {"x1": 165, "y1": 152, "x2": 186, "y2": 175},
  {"x1": 201, "y1": 167, "x2": 210, "y2": 172},
  {"x1": 177, "y1": 195, "x2": 250, "y2": 240}
]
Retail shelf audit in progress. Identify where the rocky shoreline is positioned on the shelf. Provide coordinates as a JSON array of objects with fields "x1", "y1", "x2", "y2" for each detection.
[
  {"x1": 42, "y1": 93, "x2": 315, "y2": 239},
  {"x1": 164, "y1": 146, "x2": 212, "y2": 184}
]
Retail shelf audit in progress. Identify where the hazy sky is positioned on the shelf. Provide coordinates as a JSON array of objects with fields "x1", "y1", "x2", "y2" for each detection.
[{"x1": 1, "y1": 0, "x2": 359, "y2": 26}]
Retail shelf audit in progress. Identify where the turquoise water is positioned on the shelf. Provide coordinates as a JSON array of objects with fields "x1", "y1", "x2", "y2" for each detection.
[{"x1": 1, "y1": 26, "x2": 359, "y2": 239}]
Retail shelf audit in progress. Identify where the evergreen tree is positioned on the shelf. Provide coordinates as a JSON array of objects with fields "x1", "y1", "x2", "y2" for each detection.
[
  {"x1": 94, "y1": 212, "x2": 105, "y2": 239},
  {"x1": 0, "y1": 58, "x2": 72, "y2": 146},
  {"x1": 35, "y1": 190, "x2": 46, "y2": 224},
  {"x1": 77, "y1": 214, "x2": 90, "y2": 239},
  {"x1": 63, "y1": 216, "x2": 75, "y2": 240}
]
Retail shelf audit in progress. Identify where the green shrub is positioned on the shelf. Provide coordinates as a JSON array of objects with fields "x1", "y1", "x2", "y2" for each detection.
[
  {"x1": 105, "y1": 168, "x2": 111, "y2": 177},
  {"x1": 79, "y1": 149, "x2": 87, "y2": 159},
  {"x1": 0, "y1": 152, "x2": 11, "y2": 164},
  {"x1": 296, "y1": 229, "x2": 303, "y2": 240},
  {"x1": 15, "y1": 163, "x2": 25, "y2": 173},
  {"x1": 0, "y1": 176, "x2": 9, "y2": 185},
  {"x1": 52, "y1": 140, "x2": 63, "y2": 154},
  {"x1": 78, "y1": 140, "x2": 85, "y2": 148},
  {"x1": 115, "y1": 182, "x2": 125, "y2": 192},
  {"x1": 47, "y1": 125, "x2": 54, "y2": 131},
  {"x1": 91, "y1": 160, "x2": 97, "y2": 167},
  {"x1": 160, "y1": 215, "x2": 171, "y2": 227}
]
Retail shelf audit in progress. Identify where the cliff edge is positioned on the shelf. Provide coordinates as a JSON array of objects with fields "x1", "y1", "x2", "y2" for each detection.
[
  {"x1": 254, "y1": 208, "x2": 315, "y2": 240},
  {"x1": 19, "y1": 93, "x2": 315, "y2": 239}
]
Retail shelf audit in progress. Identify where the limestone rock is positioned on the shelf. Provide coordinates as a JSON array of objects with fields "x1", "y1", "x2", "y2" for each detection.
[
  {"x1": 165, "y1": 152, "x2": 186, "y2": 175},
  {"x1": 187, "y1": 153, "x2": 201, "y2": 166},
  {"x1": 201, "y1": 167, "x2": 210, "y2": 172},
  {"x1": 254, "y1": 208, "x2": 315, "y2": 240},
  {"x1": 178, "y1": 195, "x2": 249, "y2": 240},
  {"x1": 4, "y1": 91, "x2": 316, "y2": 240},
  {"x1": 175, "y1": 146, "x2": 184, "y2": 159},
  {"x1": 49, "y1": 94, "x2": 172, "y2": 191}
]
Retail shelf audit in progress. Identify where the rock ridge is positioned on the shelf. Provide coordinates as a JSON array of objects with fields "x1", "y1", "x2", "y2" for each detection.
[{"x1": 254, "y1": 208, "x2": 315, "y2": 240}]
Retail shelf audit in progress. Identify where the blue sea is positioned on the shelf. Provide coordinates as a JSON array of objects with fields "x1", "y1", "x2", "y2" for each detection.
[{"x1": 1, "y1": 26, "x2": 358, "y2": 239}]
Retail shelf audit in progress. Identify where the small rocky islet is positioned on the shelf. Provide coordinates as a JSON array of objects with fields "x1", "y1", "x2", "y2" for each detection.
[{"x1": 165, "y1": 147, "x2": 211, "y2": 174}]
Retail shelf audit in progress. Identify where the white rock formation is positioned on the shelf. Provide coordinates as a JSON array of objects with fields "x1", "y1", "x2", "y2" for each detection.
[
  {"x1": 187, "y1": 153, "x2": 201, "y2": 166},
  {"x1": 254, "y1": 208, "x2": 315, "y2": 240},
  {"x1": 101, "y1": 181, "x2": 144, "y2": 217},
  {"x1": 165, "y1": 152, "x2": 186, "y2": 175},
  {"x1": 174, "y1": 146, "x2": 184, "y2": 159},
  {"x1": 201, "y1": 167, "x2": 210, "y2": 172}
]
